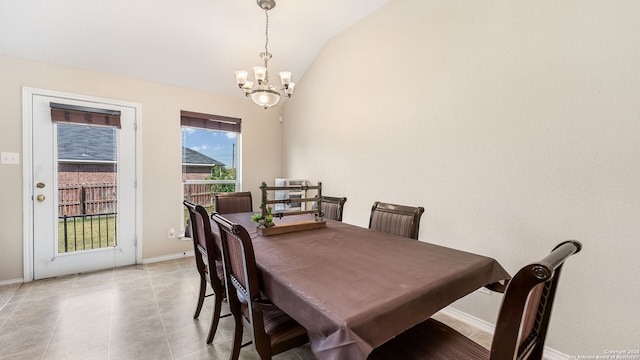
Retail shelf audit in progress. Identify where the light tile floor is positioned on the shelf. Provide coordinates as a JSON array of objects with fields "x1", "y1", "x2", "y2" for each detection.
[{"x1": 0, "y1": 258, "x2": 491, "y2": 360}]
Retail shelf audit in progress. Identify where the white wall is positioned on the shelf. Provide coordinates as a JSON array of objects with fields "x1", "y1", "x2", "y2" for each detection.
[
  {"x1": 0, "y1": 54, "x2": 283, "y2": 281},
  {"x1": 282, "y1": 0, "x2": 639, "y2": 356}
]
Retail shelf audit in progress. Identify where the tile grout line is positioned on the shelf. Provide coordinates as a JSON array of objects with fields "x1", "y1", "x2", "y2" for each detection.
[
  {"x1": 40, "y1": 274, "x2": 78, "y2": 360},
  {"x1": 147, "y1": 260, "x2": 178, "y2": 360},
  {"x1": 0, "y1": 283, "x2": 33, "y2": 332},
  {"x1": 175, "y1": 258, "x2": 234, "y2": 359},
  {"x1": 177, "y1": 259, "x2": 198, "y2": 294},
  {"x1": 175, "y1": 258, "x2": 218, "y2": 359},
  {"x1": 0, "y1": 284, "x2": 20, "y2": 314},
  {"x1": 107, "y1": 268, "x2": 116, "y2": 360}
]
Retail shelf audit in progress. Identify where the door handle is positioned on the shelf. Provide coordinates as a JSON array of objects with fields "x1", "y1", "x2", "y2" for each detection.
[{"x1": 36, "y1": 194, "x2": 46, "y2": 202}]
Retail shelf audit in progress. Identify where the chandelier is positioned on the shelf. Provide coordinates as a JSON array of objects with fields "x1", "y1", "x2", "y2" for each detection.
[{"x1": 234, "y1": 0, "x2": 294, "y2": 109}]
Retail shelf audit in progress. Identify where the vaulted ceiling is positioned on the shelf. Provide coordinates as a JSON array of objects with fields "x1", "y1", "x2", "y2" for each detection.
[{"x1": 0, "y1": 0, "x2": 389, "y2": 98}]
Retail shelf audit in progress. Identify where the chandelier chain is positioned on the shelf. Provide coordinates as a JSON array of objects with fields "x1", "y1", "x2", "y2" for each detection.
[{"x1": 264, "y1": 9, "x2": 270, "y2": 56}]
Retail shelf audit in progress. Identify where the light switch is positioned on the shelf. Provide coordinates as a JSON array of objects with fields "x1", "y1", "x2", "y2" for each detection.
[{"x1": 1, "y1": 152, "x2": 20, "y2": 165}]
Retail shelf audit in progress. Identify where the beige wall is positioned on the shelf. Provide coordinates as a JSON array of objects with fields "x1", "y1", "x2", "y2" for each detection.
[
  {"x1": 282, "y1": 0, "x2": 639, "y2": 356},
  {"x1": 0, "y1": 54, "x2": 283, "y2": 281}
]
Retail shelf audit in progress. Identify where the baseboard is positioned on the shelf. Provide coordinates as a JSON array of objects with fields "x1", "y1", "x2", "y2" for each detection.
[
  {"x1": 543, "y1": 347, "x2": 572, "y2": 360},
  {"x1": 439, "y1": 306, "x2": 496, "y2": 334},
  {"x1": 142, "y1": 251, "x2": 194, "y2": 264},
  {"x1": 439, "y1": 306, "x2": 570, "y2": 360},
  {"x1": 0, "y1": 278, "x2": 24, "y2": 286},
  {"x1": 1, "y1": 254, "x2": 194, "y2": 284}
]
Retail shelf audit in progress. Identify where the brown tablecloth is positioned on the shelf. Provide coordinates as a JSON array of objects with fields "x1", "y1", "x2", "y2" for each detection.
[{"x1": 220, "y1": 213, "x2": 510, "y2": 360}]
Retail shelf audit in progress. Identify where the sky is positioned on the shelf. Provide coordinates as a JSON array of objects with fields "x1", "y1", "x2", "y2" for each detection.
[{"x1": 181, "y1": 127, "x2": 238, "y2": 168}]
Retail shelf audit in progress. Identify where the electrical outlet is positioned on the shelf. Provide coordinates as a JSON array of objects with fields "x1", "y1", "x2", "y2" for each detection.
[{"x1": 168, "y1": 228, "x2": 176, "y2": 238}]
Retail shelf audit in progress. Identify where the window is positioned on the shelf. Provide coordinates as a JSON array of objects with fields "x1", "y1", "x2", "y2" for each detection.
[
  {"x1": 181, "y1": 110, "x2": 241, "y2": 216},
  {"x1": 51, "y1": 103, "x2": 121, "y2": 252}
]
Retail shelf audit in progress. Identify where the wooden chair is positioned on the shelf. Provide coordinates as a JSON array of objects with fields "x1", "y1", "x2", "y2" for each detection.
[
  {"x1": 214, "y1": 191, "x2": 253, "y2": 214},
  {"x1": 211, "y1": 213, "x2": 309, "y2": 360},
  {"x1": 183, "y1": 201, "x2": 230, "y2": 344},
  {"x1": 368, "y1": 201, "x2": 425, "y2": 240},
  {"x1": 368, "y1": 240, "x2": 583, "y2": 360},
  {"x1": 315, "y1": 195, "x2": 347, "y2": 221}
]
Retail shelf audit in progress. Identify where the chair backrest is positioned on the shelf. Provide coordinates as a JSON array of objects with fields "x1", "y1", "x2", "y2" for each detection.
[
  {"x1": 368, "y1": 201, "x2": 425, "y2": 240},
  {"x1": 490, "y1": 240, "x2": 582, "y2": 360},
  {"x1": 183, "y1": 200, "x2": 222, "y2": 262},
  {"x1": 211, "y1": 213, "x2": 265, "y2": 336},
  {"x1": 214, "y1": 191, "x2": 253, "y2": 214},
  {"x1": 316, "y1": 195, "x2": 347, "y2": 221}
]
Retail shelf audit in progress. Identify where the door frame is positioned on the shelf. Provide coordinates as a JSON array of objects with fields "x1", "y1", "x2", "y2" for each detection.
[{"x1": 22, "y1": 87, "x2": 143, "y2": 281}]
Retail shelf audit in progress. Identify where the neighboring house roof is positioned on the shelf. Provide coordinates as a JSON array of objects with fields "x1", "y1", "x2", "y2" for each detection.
[
  {"x1": 58, "y1": 124, "x2": 117, "y2": 162},
  {"x1": 182, "y1": 147, "x2": 225, "y2": 167},
  {"x1": 58, "y1": 123, "x2": 224, "y2": 166}
]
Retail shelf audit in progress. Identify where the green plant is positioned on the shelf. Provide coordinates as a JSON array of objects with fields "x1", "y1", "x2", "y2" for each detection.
[
  {"x1": 206, "y1": 167, "x2": 237, "y2": 193},
  {"x1": 252, "y1": 206, "x2": 274, "y2": 228}
]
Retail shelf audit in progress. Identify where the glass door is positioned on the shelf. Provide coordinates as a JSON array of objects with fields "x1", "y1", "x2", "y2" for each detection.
[{"x1": 31, "y1": 94, "x2": 137, "y2": 280}]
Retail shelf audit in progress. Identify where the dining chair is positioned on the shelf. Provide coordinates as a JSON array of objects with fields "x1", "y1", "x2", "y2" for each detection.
[
  {"x1": 315, "y1": 195, "x2": 347, "y2": 221},
  {"x1": 211, "y1": 213, "x2": 309, "y2": 360},
  {"x1": 214, "y1": 191, "x2": 253, "y2": 214},
  {"x1": 368, "y1": 240, "x2": 582, "y2": 360},
  {"x1": 368, "y1": 201, "x2": 425, "y2": 240},
  {"x1": 183, "y1": 200, "x2": 230, "y2": 344}
]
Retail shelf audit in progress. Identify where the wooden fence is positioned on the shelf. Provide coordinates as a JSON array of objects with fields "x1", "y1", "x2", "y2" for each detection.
[
  {"x1": 58, "y1": 184, "x2": 117, "y2": 217},
  {"x1": 183, "y1": 183, "x2": 214, "y2": 206},
  {"x1": 58, "y1": 183, "x2": 235, "y2": 217}
]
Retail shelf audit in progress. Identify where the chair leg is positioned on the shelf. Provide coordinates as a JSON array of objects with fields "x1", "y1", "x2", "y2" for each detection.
[
  {"x1": 206, "y1": 294, "x2": 224, "y2": 344},
  {"x1": 229, "y1": 315, "x2": 243, "y2": 360},
  {"x1": 255, "y1": 340, "x2": 271, "y2": 360},
  {"x1": 193, "y1": 274, "x2": 206, "y2": 319}
]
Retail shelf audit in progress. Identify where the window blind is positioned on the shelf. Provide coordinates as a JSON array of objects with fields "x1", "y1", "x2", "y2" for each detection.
[
  {"x1": 50, "y1": 102, "x2": 121, "y2": 128},
  {"x1": 180, "y1": 110, "x2": 241, "y2": 133}
]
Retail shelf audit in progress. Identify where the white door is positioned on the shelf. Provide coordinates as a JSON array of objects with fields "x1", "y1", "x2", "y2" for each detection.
[{"x1": 30, "y1": 93, "x2": 137, "y2": 280}]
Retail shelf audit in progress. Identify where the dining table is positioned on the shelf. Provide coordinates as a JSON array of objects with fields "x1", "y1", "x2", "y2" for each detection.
[{"x1": 218, "y1": 212, "x2": 510, "y2": 360}]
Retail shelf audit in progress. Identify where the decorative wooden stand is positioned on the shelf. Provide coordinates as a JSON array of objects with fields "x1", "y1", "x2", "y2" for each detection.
[{"x1": 256, "y1": 181, "x2": 326, "y2": 236}]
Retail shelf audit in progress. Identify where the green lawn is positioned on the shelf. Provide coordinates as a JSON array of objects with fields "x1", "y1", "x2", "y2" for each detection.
[
  {"x1": 58, "y1": 205, "x2": 218, "y2": 253},
  {"x1": 58, "y1": 214, "x2": 117, "y2": 253}
]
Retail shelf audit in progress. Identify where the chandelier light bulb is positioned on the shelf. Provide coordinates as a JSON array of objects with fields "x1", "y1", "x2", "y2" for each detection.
[
  {"x1": 241, "y1": 81, "x2": 254, "y2": 95},
  {"x1": 234, "y1": 70, "x2": 248, "y2": 86},
  {"x1": 285, "y1": 82, "x2": 295, "y2": 96},
  {"x1": 253, "y1": 66, "x2": 267, "y2": 84},
  {"x1": 279, "y1": 71, "x2": 292, "y2": 87}
]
